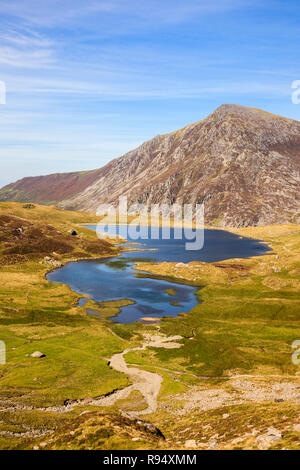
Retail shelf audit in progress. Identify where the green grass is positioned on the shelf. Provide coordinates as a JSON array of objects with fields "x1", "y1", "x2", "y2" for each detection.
[
  {"x1": 129, "y1": 225, "x2": 300, "y2": 378},
  {"x1": 0, "y1": 204, "x2": 130, "y2": 409},
  {"x1": 0, "y1": 204, "x2": 300, "y2": 449}
]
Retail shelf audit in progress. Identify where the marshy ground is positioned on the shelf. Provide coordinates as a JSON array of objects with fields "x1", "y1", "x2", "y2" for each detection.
[{"x1": 0, "y1": 203, "x2": 299, "y2": 450}]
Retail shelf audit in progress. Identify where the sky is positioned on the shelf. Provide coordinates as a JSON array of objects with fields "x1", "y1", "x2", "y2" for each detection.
[{"x1": 0, "y1": 0, "x2": 300, "y2": 187}]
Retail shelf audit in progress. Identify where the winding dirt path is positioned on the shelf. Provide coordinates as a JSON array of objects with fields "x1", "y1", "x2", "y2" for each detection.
[
  {"x1": 91, "y1": 333, "x2": 183, "y2": 415},
  {"x1": 0, "y1": 333, "x2": 183, "y2": 416}
]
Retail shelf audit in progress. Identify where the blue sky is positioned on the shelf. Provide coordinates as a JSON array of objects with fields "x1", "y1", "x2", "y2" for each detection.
[{"x1": 0, "y1": 0, "x2": 300, "y2": 187}]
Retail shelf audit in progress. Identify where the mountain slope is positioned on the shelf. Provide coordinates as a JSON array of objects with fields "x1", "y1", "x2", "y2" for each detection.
[
  {"x1": 0, "y1": 168, "x2": 103, "y2": 205},
  {"x1": 1, "y1": 104, "x2": 300, "y2": 227}
]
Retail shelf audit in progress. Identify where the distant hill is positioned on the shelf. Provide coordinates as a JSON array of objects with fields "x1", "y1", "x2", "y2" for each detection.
[{"x1": 1, "y1": 104, "x2": 299, "y2": 227}]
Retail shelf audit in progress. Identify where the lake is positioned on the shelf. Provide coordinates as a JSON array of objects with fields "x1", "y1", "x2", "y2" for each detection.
[{"x1": 47, "y1": 226, "x2": 270, "y2": 323}]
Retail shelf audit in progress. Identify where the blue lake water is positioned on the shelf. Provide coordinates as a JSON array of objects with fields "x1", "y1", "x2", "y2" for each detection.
[{"x1": 47, "y1": 226, "x2": 270, "y2": 324}]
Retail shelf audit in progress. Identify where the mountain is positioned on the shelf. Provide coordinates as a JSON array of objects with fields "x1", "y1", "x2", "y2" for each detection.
[
  {"x1": 0, "y1": 169, "x2": 103, "y2": 206},
  {"x1": 1, "y1": 104, "x2": 300, "y2": 227}
]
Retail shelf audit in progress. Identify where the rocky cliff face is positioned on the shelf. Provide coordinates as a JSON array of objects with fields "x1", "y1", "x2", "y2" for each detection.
[{"x1": 1, "y1": 104, "x2": 299, "y2": 226}]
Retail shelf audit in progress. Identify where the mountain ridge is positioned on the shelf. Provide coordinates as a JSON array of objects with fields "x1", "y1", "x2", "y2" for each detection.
[{"x1": 1, "y1": 104, "x2": 300, "y2": 227}]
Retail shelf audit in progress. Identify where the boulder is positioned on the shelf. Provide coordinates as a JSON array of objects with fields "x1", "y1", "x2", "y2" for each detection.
[
  {"x1": 256, "y1": 427, "x2": 282, "y2": 449},
  {"x1": 184, "y1": 439, "x2": 197, "y2": 448},
  {"x1": 121, "y1": 412, "x2": 165, "y2": 439},
  {"x1": 30, "y1": 351, "x2": 46, "y2": 358},
  {"x1": 43, "y1": 257, "x2": 62, "y2": 268}
]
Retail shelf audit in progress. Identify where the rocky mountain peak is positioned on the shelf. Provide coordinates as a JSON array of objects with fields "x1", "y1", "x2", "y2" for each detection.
[{"x1": 0, "y1": 105, "x2": 299, "y2": 227}]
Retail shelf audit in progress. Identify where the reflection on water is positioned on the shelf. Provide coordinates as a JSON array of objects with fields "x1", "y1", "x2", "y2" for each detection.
[{"x1": 47, "y1": 226, "x2": 270, "y2": 323}]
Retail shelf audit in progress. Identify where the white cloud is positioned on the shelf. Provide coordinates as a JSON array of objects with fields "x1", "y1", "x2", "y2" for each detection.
[
  {"x1": 0, "y1": 0, "x2": 250, "y2": 28},
  {"x1": 0, "y1": 1, "x2": 119, "y2": 26},
  {"x1": 0, "y1": 26, "x2": 55, "y2": 68},
  {"x1": 0, "y1": 0, "x2": 294, "y2": 187},
  {"x1": 1, "y1": 29, "x2": 53, "y2": 47},
  {"x1": 4, "y1": 73, "x2": 289, "y2": 100},
  {"x1": 0, "y1": 46, "x2": 54, "y2": 68}
]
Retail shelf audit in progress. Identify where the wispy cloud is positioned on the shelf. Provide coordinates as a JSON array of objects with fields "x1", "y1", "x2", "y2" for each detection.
[
  {"x1": 0, "y1": 0, "x2": 299, "y2": 187},
  {"x1": 0, "y1": 0, "x2": 251, "y2": 28},
  {"x1": 3, "y1": 70, "x2": 290, "y2": 100},
  {"x1": 0, "y1": 26, "x2": 55, "y2": 68},
  {"x1": 1, "y1": 28, "x2": 53, "y2": 47},
  {"x1": 0, "y1": 46, "x2": 54, "y2": 68},
  {"x1": 0, "y1": 1, "x2": 120, "y2": 26}
]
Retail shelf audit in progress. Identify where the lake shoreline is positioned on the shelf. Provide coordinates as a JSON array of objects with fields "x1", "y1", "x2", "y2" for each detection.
[
  {"x1": 47, "y1": 225, "x2": 271, "y2": 324},
  {"x1": 1, "y1": 202, "x2": 299, "y2": 450}
]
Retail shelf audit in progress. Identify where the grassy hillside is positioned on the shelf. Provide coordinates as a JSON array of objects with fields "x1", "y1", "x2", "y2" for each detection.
[
  {"x1": 0, "y1": 203, "x2": 299, "y2": 450},
  {"x1": 0, "y1": 204, "x2": 134, "y2": 448},
  {"x1": 0, "y1": 170, "x2": 102, "y2": 205},
  {"x1": 134, "y1": 225, "x2": 300, "y2": 375}
]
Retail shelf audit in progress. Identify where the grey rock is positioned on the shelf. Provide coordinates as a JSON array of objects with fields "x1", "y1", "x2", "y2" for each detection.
[
  {"x1": 30, "y1": 351, "x2": 46, "y2": 358},
  {"x1": 184, "y1": 439, "x2": 197, "y2": 448},
  {"x1": 121, "y1": 411, "x2": 165, "y2": 439},
  {"x1": 43, "y1": 257, "x2": 62, "y2": 268},
  {"x1": 256, "y1": 427, "x2": 282, "y2": 449}
]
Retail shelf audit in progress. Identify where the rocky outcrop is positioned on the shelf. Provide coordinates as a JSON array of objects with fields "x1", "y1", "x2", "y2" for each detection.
[{"x1": 1, "y1": 104, "x2": 299, "y2": 227}]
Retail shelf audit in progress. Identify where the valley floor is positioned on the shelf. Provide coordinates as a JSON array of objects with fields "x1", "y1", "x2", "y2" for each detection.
[{"x1": 0, "y1": 203, "x2": 299, "y2": 450}]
